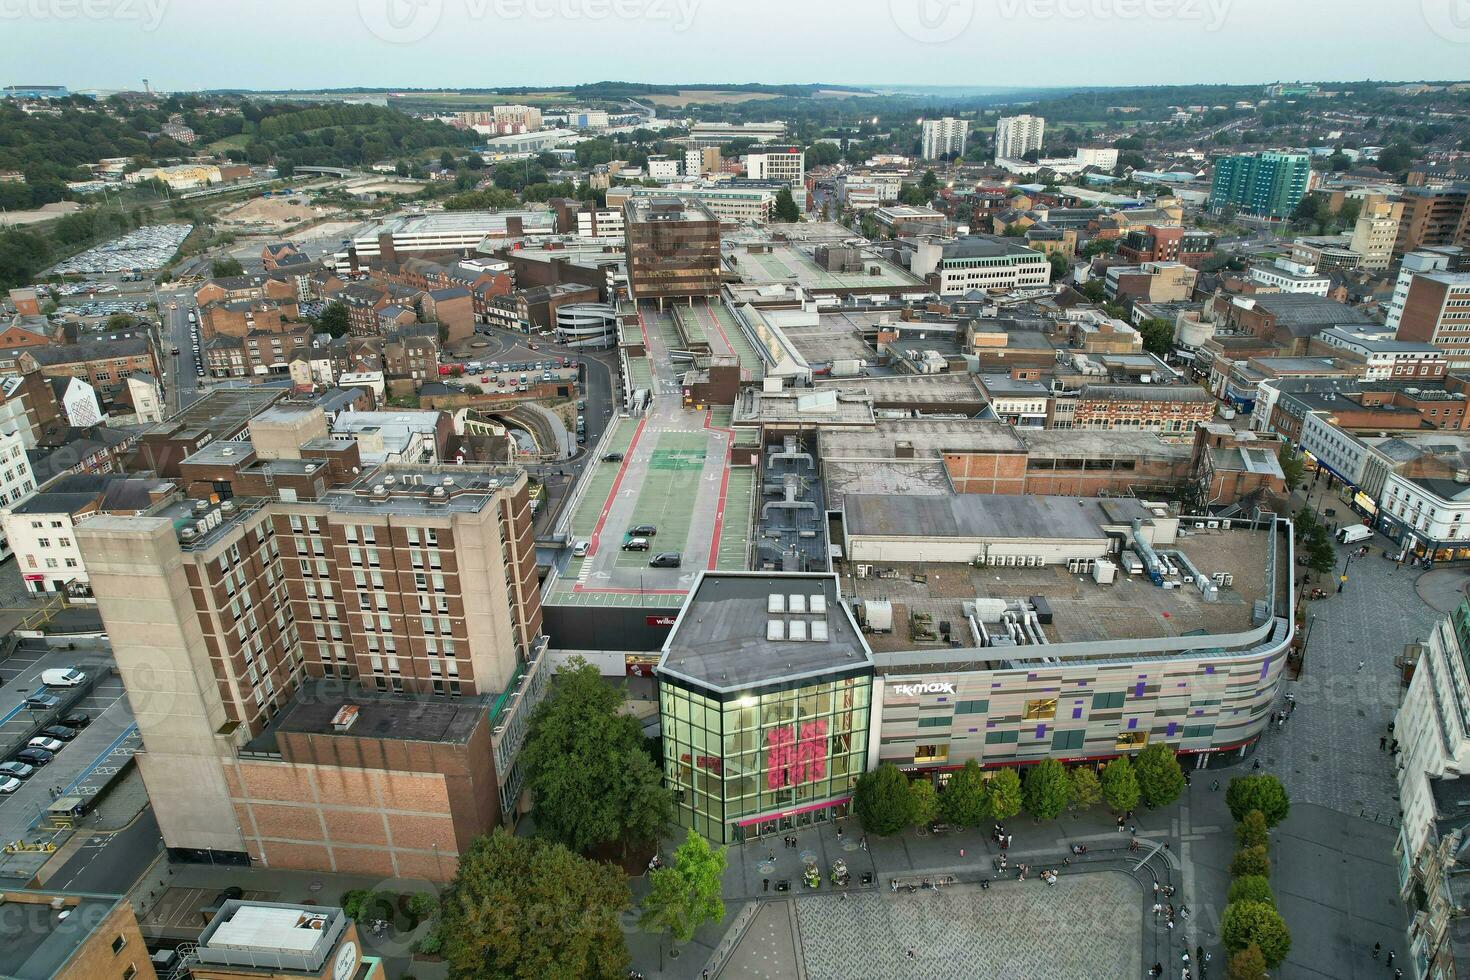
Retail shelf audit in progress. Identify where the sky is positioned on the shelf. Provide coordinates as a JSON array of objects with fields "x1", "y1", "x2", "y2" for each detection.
[{"x1": 4, "y1": 0, "x2": 1470, "y2": 93}]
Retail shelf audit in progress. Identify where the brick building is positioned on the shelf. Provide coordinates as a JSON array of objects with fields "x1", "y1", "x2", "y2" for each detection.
[{"x1": 1072, "y1": 384, "x2": 1217, "y2": 434}]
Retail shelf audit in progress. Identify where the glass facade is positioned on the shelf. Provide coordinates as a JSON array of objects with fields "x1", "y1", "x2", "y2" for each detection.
[{"x1": 660, "y1": 675, "x2": 871, "y2": 843}]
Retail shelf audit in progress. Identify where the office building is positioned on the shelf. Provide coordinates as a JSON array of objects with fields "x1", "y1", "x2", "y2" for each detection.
[
  {"x1": 192, "y1": 900, "x2": 385, "y2": 980},
  {"x1": 1393, "y1": 185, "x2": 1470, "y2": 257},
  {"x1": 920, "y1": 117, "x2": 968, "y2": 160},
  {"x1": 77, "y1": 429, "x2": 548, "y2": 877},
  {"x1": 609, "y1": 184, "x2": 779, "y2": 224},
  {"x1": 1388, "y1": 265, "x2": 1470, "y2": 370},
  {"x1": 686, "y1": 121, "x2": 787, "y2": 147},
  {"x1": 1247, "y1": 258, "x2": 1331, "y2": 296},
  {"x1": 905, "y1": 235, "x2": 1051, "y2": 295},
  {"x1": 1208, "y1": 152, "x2": 1311, "y2": 218},
  {"x1": 995, "y1": 115, "x2": 1045, "y2": 161},
  {"x1": 623, "y1": 197, "x2": 722, "y2": 307},
  {"x1": 1348, "y1": 197, "x2": 1404, "y2": 269},
  {"x1": 333, "y1": 211, "x2": 556, "y2": 273},
  {"x1": 0, "y1": 890, "x2": 156, "y2": 980}
]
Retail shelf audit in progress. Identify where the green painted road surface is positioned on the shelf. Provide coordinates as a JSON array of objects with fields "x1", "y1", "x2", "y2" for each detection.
[
  {"x1": 717, "y1": 466, "x2": 756, "y2": 571},
  {"x1": 613, "y1": 432, "x2": 708, "y2": 568}
]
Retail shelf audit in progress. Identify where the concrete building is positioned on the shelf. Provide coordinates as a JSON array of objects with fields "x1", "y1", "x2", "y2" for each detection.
[
  {"x1": 1349, "y1": 197, "x2": 1404, "y2": 269},
  {"x1": 686, "y1": 121, "x2": 787, "y2": 147},
  {"x1": 1116, "y1": 225, "x2": 1216, "y2": 268},
  {"x1": 1247, "y1": 258, "x2": 1331, "y2": 296},
  {"x1": 745, "y1": 145, "x2": 807, "y2": 207},
  {"x1": 0, "y1": 428, "x2": 36, "y2": 559},
  {"x1": 920, "y1": 117, "x2": 968, "y2": 160},
  {"x1": 905, "y1": 235, "x2": 1050, "y2": 296},
  {"x1": 1393, "y1": 186, "x2": 1469, "y2": 258},
  {"x1": 333, "y1": 211, "x2": 556, "y2": 273},
  {"x1": 1105, "y1": 261, "x2": 1198, "y2": 306},
  {"x1": 0, "y1": 890, "x2": 157, "y2": 980},
  {"x1": 1309, "y1": 327, "x2": 1447, "y2": 381},
  {"x1": 77, "y1": 459, "x2": 548, "y2": 877},
  {"x1": 1388, "y1": 261, "x2": 1470, "y2": 371},
  {"x1": 1072, "y1": 384, "x2": 1216, "y2": 434},
  {"x1": 624, "y1": 197, "x2": 722, "y2": 308},
  {"x1": 995, "y1": 115, "x2": 1045, "y2": 161}
]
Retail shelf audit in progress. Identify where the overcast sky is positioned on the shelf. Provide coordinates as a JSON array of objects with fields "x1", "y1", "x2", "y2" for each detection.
[{"x1": 6, "y1": 0, "x2": 1469, "y2": 92}]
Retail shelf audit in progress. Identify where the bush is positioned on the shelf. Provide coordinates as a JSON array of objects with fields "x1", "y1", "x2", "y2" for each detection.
[
  {"x1": 404, "y1": 891, "x2": 438, "y2": 923},
  {"x1": 1227, "y1": 874, "x2": 1275, "y2": 906},
  {"x1": 1100, "y1": 757, "x2": 1140, "y2": 813},
  {"x1": 1133, "y1": 743, "x2": 1187, "y2": 808},
  {"x1": 413, "y1": 932, "x2": 443, "y2": 955},
  {"x1": 1230, "y1": 845, "x2": 1271, "y2": 878},
  {"x1": 1221, "y1": 901, "x2": 1291, "y2": 967},
  {"x1": 1227, "y1": 774, "x2": 1290, "y2": 826},
  {"x1": 1226, "y1": 943, "x2": 1268, "y2": 980},
  {"x1": 1235, "y1": 809, "x2": 1269, "y2": 849}
]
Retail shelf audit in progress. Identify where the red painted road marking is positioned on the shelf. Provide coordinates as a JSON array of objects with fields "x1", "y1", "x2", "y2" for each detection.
[
  {"x1": 587, "y1": 415, "x2": 647, "y2": 556},
  {"x1": 704, "y1": 409, "x2": 735, "y2": 570},
  {"x1": 701, "y1": 301, "x2": 736, "y2": 359}
]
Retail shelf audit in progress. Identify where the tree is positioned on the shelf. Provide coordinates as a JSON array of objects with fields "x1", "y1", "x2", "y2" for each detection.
[
  {"x1": 1375, "y1": 142, "x2": 1416, "y2": 176},
  {"x1": 1221, "y1": 901, "x2": 1291, "y2": 967},
  {"x1": 395, "y1": 159, "x2": 410, "y2": 177},
  {"x1": 987, "y1": 767, "x2": 1023, "y2": 821},
  {"x1": 1133, "y1": 744, "x2": 1186, "y2": 808},
  {"x1": 1047, "y1": 251, "x2": 1071, "y2": 282},
  {"x1": 1227, "y1": 874, "x2": 1275, "y2": 906},
  {"x1": 1278, "y1": 445, "x2": 1304, "y2": 491},
  {"x1": 105, "y1": 312, "x2": 137, "y2": 331},
  {"x1": 1068, "y1": 767, "x2": 1102, "y2": 811},
  {"x1": 853, "y1": 763, "x2": 915, "y2": 835},
  {"x1": 1081, "y1": 238, "x2": 1117, "y2": 258},
  {"x1": 1226, "y1": 943, "x2": 1269, "y2": 980},
  {"x1": 919, "y1": 169, "x2": 939, "y2": 194},
  {"x1": 521, "y1": 658, "x2": 671, "y2": 857},
  {"x1": 211, "y1": 257, "x2": 244, "y2": 278},
  {"x1": 440, "y1": 829, "x2": 631, "y2": 980},
  {"x1": 316, "y1": 301, "x2": 350, "y2": 338},
  {"x1": 908, "y1": 778, "x2": 939, "y2": 828},
  {"x1": 897, "y1": 183, "x2": 931, "y2": 207},
  {"x1": 1230, "y1": 845, "x2": 1271, "y2": 878},
  {"x1": 772, "y1": 187, "x2": 801, "y2": 223},
  {"x1": 1022, "y1": 759, "x2": 1070, "y2": 820},
  {"x1": 1100, "y1": 757, "x2": 1140, "y2": 813},
  {"x1": 1226, "y1": 775, "x2": 1290, "y2": 826},
  {"x1": 1136, "y1": 317, "x2": 1174, "y2": 357},
  {"x1": 941, "y1": 759, "x2": 990, "y2": 826},
  {"x1": 639, "y1": 828, "x2": 726, "y2": 968},
  {"x1": 1235, "y1": 809, "x2": 1269, "y2": 849},
  {"x1": 440, "y1": 150, "x2": 457, "y2": 170}
]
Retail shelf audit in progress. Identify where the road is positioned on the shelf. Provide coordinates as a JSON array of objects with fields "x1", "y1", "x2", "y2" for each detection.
[
  {"x1": 46, "y1": 807, "x2": 163, "y2": 894},
  {"x1": 157, "y1": 288, "x2": 205, "y2": 415}
]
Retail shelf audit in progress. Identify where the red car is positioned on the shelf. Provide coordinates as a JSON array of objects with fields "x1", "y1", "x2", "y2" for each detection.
[{"x1": 528, "y1": 342, "x2": 538, "y2": 350}]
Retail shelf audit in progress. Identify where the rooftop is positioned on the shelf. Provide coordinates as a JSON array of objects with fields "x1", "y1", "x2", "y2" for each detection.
[
  {"x1": 146, "y1": 387, "x2": 285, "y2": 441},
  {"x1": 727, "y1": 242, "x2": 928, "y2": 293},
  {"x1": 0, "y1": 892, "x2": 126, "y2": 980},
  {"x1": 844, "y1": 494, "x2": 1154, "y2": 542},
  {"x1": 196, "y1": 900, "x2": 350, "y2": 975},
  {"x1": 657, "y1": 572, "x2": 873, "y2": 694},
  {"x1": 269, "y1": 680, "x2": 490, "y2": 744},
  {"x1": 325, "y1": 463, "x2": 524, "y2": 516},
  {"x1": 819, "y1": 419, "x2": 1024, "y2": 460}
]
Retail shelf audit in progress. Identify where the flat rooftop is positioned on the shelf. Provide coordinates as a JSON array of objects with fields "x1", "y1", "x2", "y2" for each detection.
[
  {"x1": 147, "y1": 387, "x2": 285, "y2": 440},
  {"x1": 0, "y1": 893, "x2": 124, "y2": 980},
  {"x1": 814, "y1": 372, "x2": 985, "y2": 406},
  {"x1": 846, "y1": 528, "x2": 1270, "y2": 652},
  {"x1": 327, "y1": 463, "x2": 523, "y2": 515},
  {"x1": 196, "y1": 900, "x2": 349, "y2": 974},
  {"x1": 820, "y1": 419, "x2": 1025, "y2": 460},
  {"x1": 732, "y1": 387, "x2": 876, "y2": 427},
  {"x1": 727, "y1": 243, "x2": 928, "y2": 293},
  {"x1": 267, "y1": 681, "x2": 490, "y2": 745},
  {"x1": 822, "y1": 458, "x2": 954, "y2": 503},
  {"x1": 658, "y1": 572, "x2": 873, "y2": 693},
  {"x1": 845, "y1": 494, "x2": 1153, "y2": 541}
]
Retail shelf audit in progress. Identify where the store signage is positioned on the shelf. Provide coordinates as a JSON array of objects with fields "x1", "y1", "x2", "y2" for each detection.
[
  {"x1": 646, "y1": 615, "x2": 677, "y2": 627},
  {"x1": 891, "y1": 681, "x2": 955, "y2": 697}
]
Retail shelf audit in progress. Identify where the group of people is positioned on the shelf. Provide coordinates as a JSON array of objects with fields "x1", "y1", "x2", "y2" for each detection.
[{"x1": 991, "y1": 823, "x2": 1013, "y2": 849}]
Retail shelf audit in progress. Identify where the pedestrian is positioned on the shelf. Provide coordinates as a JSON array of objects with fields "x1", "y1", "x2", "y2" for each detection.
[
  {"x1": 1182, "y1": 950, "x2": 1190, "y2": 964},
  {"x1": 959, "y1": 848, "x2": 965, "y2": 858},
  {"x1": 1006, "y1": 834, "x2": 1013, "y2": 848},
  {"x1": 907, "y1": 948, "x2": 916, "y2": 959},
  {"x1": 1276, "y1": 717, "x2": 1284, "y2": 730},
  {"x1": 1154, "y1": 881, "x2": 1161, "y2": 895},
  {"x1": 1252, "y1": 759, "x2": 1262, "y2": 771},
  {"x1": 1181, "y1": 904, "x2": 1190, "y2": 919},
  {"x1": 762, "y1": 878, "x2": 769, "y2": 893},
  {"x1": 1118, "y1": 815, "x2": 1126, "y2": 832},
  {"x1": 1381, "y1": 735, "x2": 1388, "y2": 751},
  {"x1": 1388, "y1": 950, "x2": 1396, "y2": 966},
  {"x1": 1211, "y1": 779, "x2": 1219, "y2": 791},
  {"x1": 1373, "y1": 942, "x2": 1381, "y2": 959},
  {"x1": 1130, "y1": 824, "x2": 1137, "y2": 835},
  {"x1": 860, "y1": 835, "x2": 867, "y2": 850},
  {"x1": 1151, "y1": 963, "x2": 1163, "y2": 978},
  {"x1": 1196, "y1": 945, "x2": 1204, "y2": 965},
  {"x1": 768, "y1": 849, "x2": 775, "y2": 862},
  {"x1": 1358, "y1": 660, "x2": 1366, "y2": 671},
  {"x1": 1270, "y1": 711, "x2": 1278, "y2": 725}
]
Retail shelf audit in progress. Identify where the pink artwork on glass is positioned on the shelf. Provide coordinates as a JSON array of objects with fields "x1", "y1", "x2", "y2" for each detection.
[{"x1": 765, "y1": 721, "x2": 829, "y2": 788}]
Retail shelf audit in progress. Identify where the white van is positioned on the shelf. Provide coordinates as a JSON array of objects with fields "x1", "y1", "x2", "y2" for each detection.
[
  {"x1": 1337, "y1": 525, "x2": 1373, "y2": 545},
  {"x1": 41, "y1": 667, "x2": 86, "y2": 688}
]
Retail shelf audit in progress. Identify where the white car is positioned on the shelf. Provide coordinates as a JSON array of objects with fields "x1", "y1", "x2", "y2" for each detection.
[
  {"x1": 40, "y1": 667, "x2": 85, "y2": 687},
  {"x1": 28, "y1": 737, "x2": 65, "y2": 753},
  {"x1": 573, "y1": 541, "x2": 589, "y2": 557},
  {"x1": 0, "y1": 777, "x2": 20, "y2": 795}
]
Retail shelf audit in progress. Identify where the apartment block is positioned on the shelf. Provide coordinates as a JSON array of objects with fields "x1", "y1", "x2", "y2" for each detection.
[
  {"x1": 995, "y1": 115, "x2": 1045, "y2": 160},
  {"x1": 920, "y1": 117, "x2": 968, "y2": 160},
  {"x1": 1209, "y1": 151, "x2": 1311, "y2": 218}
]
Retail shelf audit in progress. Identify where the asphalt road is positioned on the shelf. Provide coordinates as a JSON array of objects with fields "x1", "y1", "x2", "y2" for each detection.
[
  {"x1": 47, "y1": 807, "x2": 162, "y2": 894},
  {"x1": 159, "y1": 290, "x2": 205, "y2": 414}
]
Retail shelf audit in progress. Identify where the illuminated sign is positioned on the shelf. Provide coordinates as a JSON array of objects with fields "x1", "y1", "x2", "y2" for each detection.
[
  {"x1": 646, "y1": 615, "x2": 677, "y2": 627},
  {"x1": 891, "y1": 681, "x2": 955, "y2": 697},
  {"x1": 766, "y1": 721, "x2": 828, "y2": 789}
]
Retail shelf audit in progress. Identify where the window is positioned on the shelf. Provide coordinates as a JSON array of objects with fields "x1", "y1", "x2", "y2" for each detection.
[
  {"x1": 112, "y1": 935, "x2": 127, "y2": 954},
  {"x1": 1091, "y1": 691, "x2": 1126, "y2": 710},
  {"x1": 1023, "y1": 698, "x2": 1056, "y2": 720},
  {"x1": 123, "y1": 967, "x2": 136, "y2": 980},
  {"x1": 914, "y1": 743, "x2": 949, "y2": 764},
  {"x1": 955, "y1": 699, "x2": 988, "y2": 714},
  {"x1": 1182, "y1": 724, "x2": 1215, "y2": 739},
  {"x1": 1116, "y1": 731, "x2": 1149, "y2": 749},
  {"x1": 917, "y1": 716, "x2": 950, "y2": 728},
  {"x1": 1051, "y1": 729, "x2": 1085, "y2": 751},
  {"x1": 984, "y1": 730, "x2": 1019, "y2": 744}
]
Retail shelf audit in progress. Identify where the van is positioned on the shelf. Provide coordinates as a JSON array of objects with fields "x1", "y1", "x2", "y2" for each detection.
[
  {"x1": 1337, "y1": 524, "x2": 1373, "y2": 544},
  {"x1": 41, "y1": 668, "x2": 86, "y2": 688}
]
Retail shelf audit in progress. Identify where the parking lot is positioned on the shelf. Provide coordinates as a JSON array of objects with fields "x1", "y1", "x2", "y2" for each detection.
[
  {"x1": 0, "y1": 645, "x2": 137, "y2": 856},
  {"x1": 44, "y1": 223, "x2": 193, "y2": 276}
]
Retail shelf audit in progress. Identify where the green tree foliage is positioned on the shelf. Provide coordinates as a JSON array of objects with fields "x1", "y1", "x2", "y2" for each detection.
[
  {"x1": 1022, "y1": 759, "x2": 1070, "y2": 820},
  {"x1": 897, "y1": 183, "x2": 931, "y2": 207},
  {"x1": 1221, "y1": 901, "x2": 1291, "y2": 968},
  {"x1": 1133, "y1": 744, "x2": 1186, "y2": 808},
  {"x1": 919, "y1": 169, "x2": 939, "y2": 194},
  {"x1": 1227, "y1": 774, "x2": 1291, "y2": 827},
  {"x1": 1136, "y1": 317, "x2": 1174, "y2": 357},
  {"x1": 0, "y1": 228, "x2": 50, "y2": 291},
  {"x1": 804, "y1": 142, "x2": 841, "y2": 167},
  {"x1": 1236, "y1": 809, "x2": 1269, "y2": 849},
  {"x1": 316, "y1": 301, "x2": 350, "y2": 338},
  {"x1": 440, "y1": 829, "x2": 631, "y2": 980},
  {"x1": 1068, "y1": 767, "x2": 1102, "y2": 810},
  {"x1": 941, "y1": 760, "x2": 990, "y2": 826},
  {"x1": 908, "y1": 778, "x2": 939, "y2": 828},
  {"x1": 521, "y1": 658, "x2": 671, "y2": 857},
  {"x1": 772, "y1": 187, "x2": 801, "y2": 223},
  {"x1": 987, "y1": 767, "x2": 1023, "y2": 821},
  {"x1": 1081, "y1": 238, "x2": 1117, "y2": 258},
  {"x1": 1292, "y1": 507, "x2": 1337, "y2": 577},
  {"x1": 1047, "y1": 251, "x2": 1072, "y2": 282},
  {"x1": 211, "y1": 257, "x2": 244, "y2": 278},
  {"x1": 639, "y1": 828, "x2": 727, "y2": 947},
  {"x1": 1227, "y1": 943, "x2": 1269, "y2": 980},
  {"x1": 1100, "y1": 757, "x2": 1140, "y2": 813},
  {"x1": 443, "y1": 188, "x2": 519, "y2": 211},
  {"x1": 1227, "y1": 874, "x2": 1275, "y2": 906},
  {"x1": 1375, "y1": 142, "x2": 1416, "y2": 176},
  {"x1": 854, "y1": 763, "x2": 916, "y2": 835},
  {"x1": 1230, "y1": 845, "x2": 1271, "y2": 878},
  {"x1": 1278, "y1": 445, "x2": 1305, "y2": 491}
]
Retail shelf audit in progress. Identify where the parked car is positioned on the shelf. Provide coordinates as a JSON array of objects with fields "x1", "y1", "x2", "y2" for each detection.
[
  {"x1": 649, "y1": 552, "x2": 682, "y2": 568},
  {"x1": 60, "y1": 712, "x2": 90, "y2": 729},
  {"x1": 602, "y1": 452, "x2": 624, "y2": 462},
  {"x1": 0, "y1": 761, "x2": 36, "y2": 780},
  {"x1": 23, "y1": 693, "x2": 60, "y2": 710},
  {"x1": 572, "y1": 541, "x2": 589, "y2": 558},
  {"x1": 0, "y1": 777, "x2": 20, "y2": 795},
  {"x1": 622, "y1": 537, "x2": 650, "y2": 552},
  {"x1": 41, "y1": 667, "x2": 85, "y2": 687},
  {"x1": 15, "y1": 748, "x2": 53, "y2": 767},
  {"x1": 28, "y1": 737, "x2": 65, "y2": 753},
  {"x1": 41, "y1": 725, "x2": 80, "y2": 742},
  {"x1": 628, "y1": 524, "x2": 657, "y2": 537}
]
